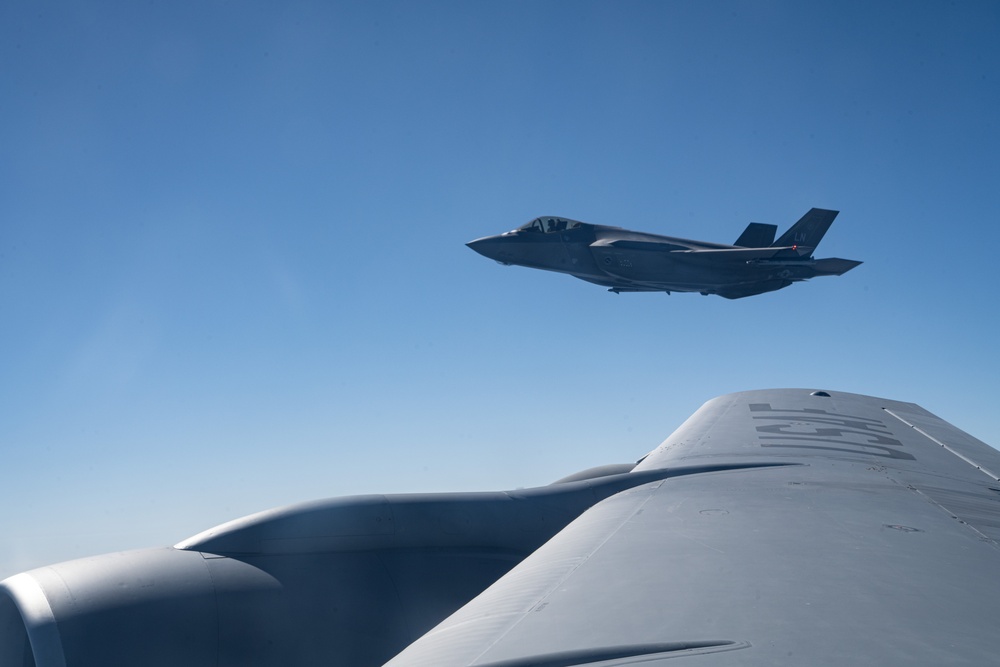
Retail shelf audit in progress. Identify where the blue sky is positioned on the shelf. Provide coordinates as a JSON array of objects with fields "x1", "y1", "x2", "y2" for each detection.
[{"x1": 2, "y1": 1, "x2": 998, "y2": 578}]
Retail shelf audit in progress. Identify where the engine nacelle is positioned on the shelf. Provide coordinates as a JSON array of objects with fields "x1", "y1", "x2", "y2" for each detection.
[
  {"x1": 1, "y1": 466, "x2": 699, "y2": 666},
  {"x1": 1, "y1": 548, "x2": 292, "y2": 667}
]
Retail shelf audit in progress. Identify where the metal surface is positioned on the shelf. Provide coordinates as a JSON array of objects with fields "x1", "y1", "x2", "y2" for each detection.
[
  {"x1": 0, "y1": 462, "x2": 767, "y2": 667},
  {"x1": 2, "y1": 389, "x2": 997, "y2": 666},
  {"x1": 466, "y1": 209, "x2": 861, "y2": 298},
  {"x1": 386, "y1": 389, "x2": 1000, "y2": 666}
]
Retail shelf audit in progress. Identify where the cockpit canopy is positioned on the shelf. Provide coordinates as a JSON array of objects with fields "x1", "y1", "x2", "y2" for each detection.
[{"x1": 510, "y1": 217, "x2": 585, "y2": 234}]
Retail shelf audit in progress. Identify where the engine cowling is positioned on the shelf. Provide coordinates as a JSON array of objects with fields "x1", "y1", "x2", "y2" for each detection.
[
  {"x1": 1, "y1": 467, "x2": 696, "y2": 666},
  {"x1": 1, "y1": 548, "x2": 298, "y2": 667}
]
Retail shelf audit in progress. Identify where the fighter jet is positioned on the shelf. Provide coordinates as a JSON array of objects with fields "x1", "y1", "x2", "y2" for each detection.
[{"x1": 467, "y1": 208, "x2": 861, "y2": 299}]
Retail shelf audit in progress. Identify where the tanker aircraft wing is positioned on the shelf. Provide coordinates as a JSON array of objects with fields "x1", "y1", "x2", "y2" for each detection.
[
  {"x1": 386, "y1": 389, "x2": 1000, "y2": 667},
  {"x1": 3, "y1": 390, "x2": 999, "y2": 666}
]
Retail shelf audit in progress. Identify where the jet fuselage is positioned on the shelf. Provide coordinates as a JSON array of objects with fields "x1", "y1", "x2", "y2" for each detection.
[{"x1": 466, "y1": 210, "x2": 860, "y2": 299}]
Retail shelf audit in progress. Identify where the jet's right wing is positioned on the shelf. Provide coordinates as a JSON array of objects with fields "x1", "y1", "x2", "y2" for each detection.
[{"x1": 386, "y1": 389, "x2": 1000, "y2": 667}]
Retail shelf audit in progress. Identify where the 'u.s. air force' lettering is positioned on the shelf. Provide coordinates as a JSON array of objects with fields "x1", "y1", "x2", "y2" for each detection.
[{"x1": 749, "y1": 403, "x2": 914, "y2": 461}]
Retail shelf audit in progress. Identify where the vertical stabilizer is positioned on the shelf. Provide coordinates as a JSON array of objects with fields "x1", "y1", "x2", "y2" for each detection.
[
  {"x1": 734, "y1": 223, "x2": 777, "y2": 248},
  {"x1": 772, "y1": 208, "x2": 839, "y2": 249}
]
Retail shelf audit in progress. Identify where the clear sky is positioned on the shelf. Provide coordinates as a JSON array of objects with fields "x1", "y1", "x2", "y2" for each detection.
[{"x1": 2, "y1": 1, "x2": 998, "y2": 579}]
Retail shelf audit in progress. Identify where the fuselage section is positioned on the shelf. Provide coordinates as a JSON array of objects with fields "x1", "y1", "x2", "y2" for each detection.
[{"x1": 466, "y1": 214, "x2": 859, "y2": 298}]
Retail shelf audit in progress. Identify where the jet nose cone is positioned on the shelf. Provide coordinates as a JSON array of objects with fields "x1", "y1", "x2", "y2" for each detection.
[
  {"x1": 465, "y1": 236, "x2": 491, "y2": 251},
  {"x1": 466, "y1": 236, "x2": 509, "y2": 263}
]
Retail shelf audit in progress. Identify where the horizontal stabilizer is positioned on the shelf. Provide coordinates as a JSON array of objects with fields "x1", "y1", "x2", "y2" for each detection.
[
  {"x1": 734, "y1": 222, "x2": 777, "y2": 248},
  {"x1": 773, "y1": 208, "x2": 839, "y2": 249},
  {"x1": 812, "y1": 257, "x2": 863, "y2": 276}
]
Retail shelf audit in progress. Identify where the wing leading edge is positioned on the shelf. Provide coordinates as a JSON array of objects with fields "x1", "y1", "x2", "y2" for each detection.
[{"x1": 386, "y1": 389, "x2": 1000, "y2": 667}]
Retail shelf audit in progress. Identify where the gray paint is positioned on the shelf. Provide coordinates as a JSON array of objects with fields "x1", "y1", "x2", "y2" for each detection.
[
  {"x1": 386, "y1": 389, "x2": 1000, "y2": 666},
  {"x1": 466, "y1": 210, "x2": 861, "y2": 298},
  {"x1": 2, "y1": 389, "x2": 997, "y2": 666},
  {"x1": 1, "y1": 462, "x2": 775, "y2": 666}
]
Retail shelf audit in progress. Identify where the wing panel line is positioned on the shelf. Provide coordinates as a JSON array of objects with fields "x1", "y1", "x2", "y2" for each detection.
[{"x1": 883, "y1": 409, "x2": 1000, "y2": 481}]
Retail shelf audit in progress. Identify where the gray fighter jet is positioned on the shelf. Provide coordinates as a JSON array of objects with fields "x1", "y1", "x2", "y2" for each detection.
[{"x1": 467, "y1": 208, "x2": 861, "y2": 298}]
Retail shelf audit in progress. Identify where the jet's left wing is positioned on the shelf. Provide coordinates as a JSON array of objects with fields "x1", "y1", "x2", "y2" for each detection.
[{"x1": 385, "y1": 389, "x2": 1000, "y2": 667}]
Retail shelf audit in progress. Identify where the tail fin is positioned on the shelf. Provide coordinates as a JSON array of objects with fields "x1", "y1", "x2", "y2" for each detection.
[
  {"x1": 734, "y1": 222, "x2": 777, "y2": 248},
  {"x1": 772, "y1": 208, "x2": 839, "y2": 250}
]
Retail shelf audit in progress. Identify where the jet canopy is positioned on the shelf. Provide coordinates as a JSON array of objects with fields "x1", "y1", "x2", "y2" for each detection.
[{"x1": 511, "y1": 217, "x2": 584, "y2": 234}]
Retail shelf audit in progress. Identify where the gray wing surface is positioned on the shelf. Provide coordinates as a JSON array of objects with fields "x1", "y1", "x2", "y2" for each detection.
[{"x1": 385, "y1": 389, "x2": 1000, "y2": 666}]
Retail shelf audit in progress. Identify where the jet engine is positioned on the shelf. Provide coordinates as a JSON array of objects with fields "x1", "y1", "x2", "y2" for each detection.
[{"x1": 0, "y1": 466, "x2": 706, "y2": 667}]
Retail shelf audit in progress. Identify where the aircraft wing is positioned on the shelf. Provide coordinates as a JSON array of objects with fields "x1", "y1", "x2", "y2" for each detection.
[
  {"x1": 591, "y1": 238, "x2": 809, "y2": 260},
  {"x1": 673, "y1": 246, "x2": 809, "y2": 259},
  {"x1": 4, "y1": 389, "x2": 998, "y2": 666},
  {"x1": 385, "y1": 389, "x2": 1000, "y2": 667}
]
